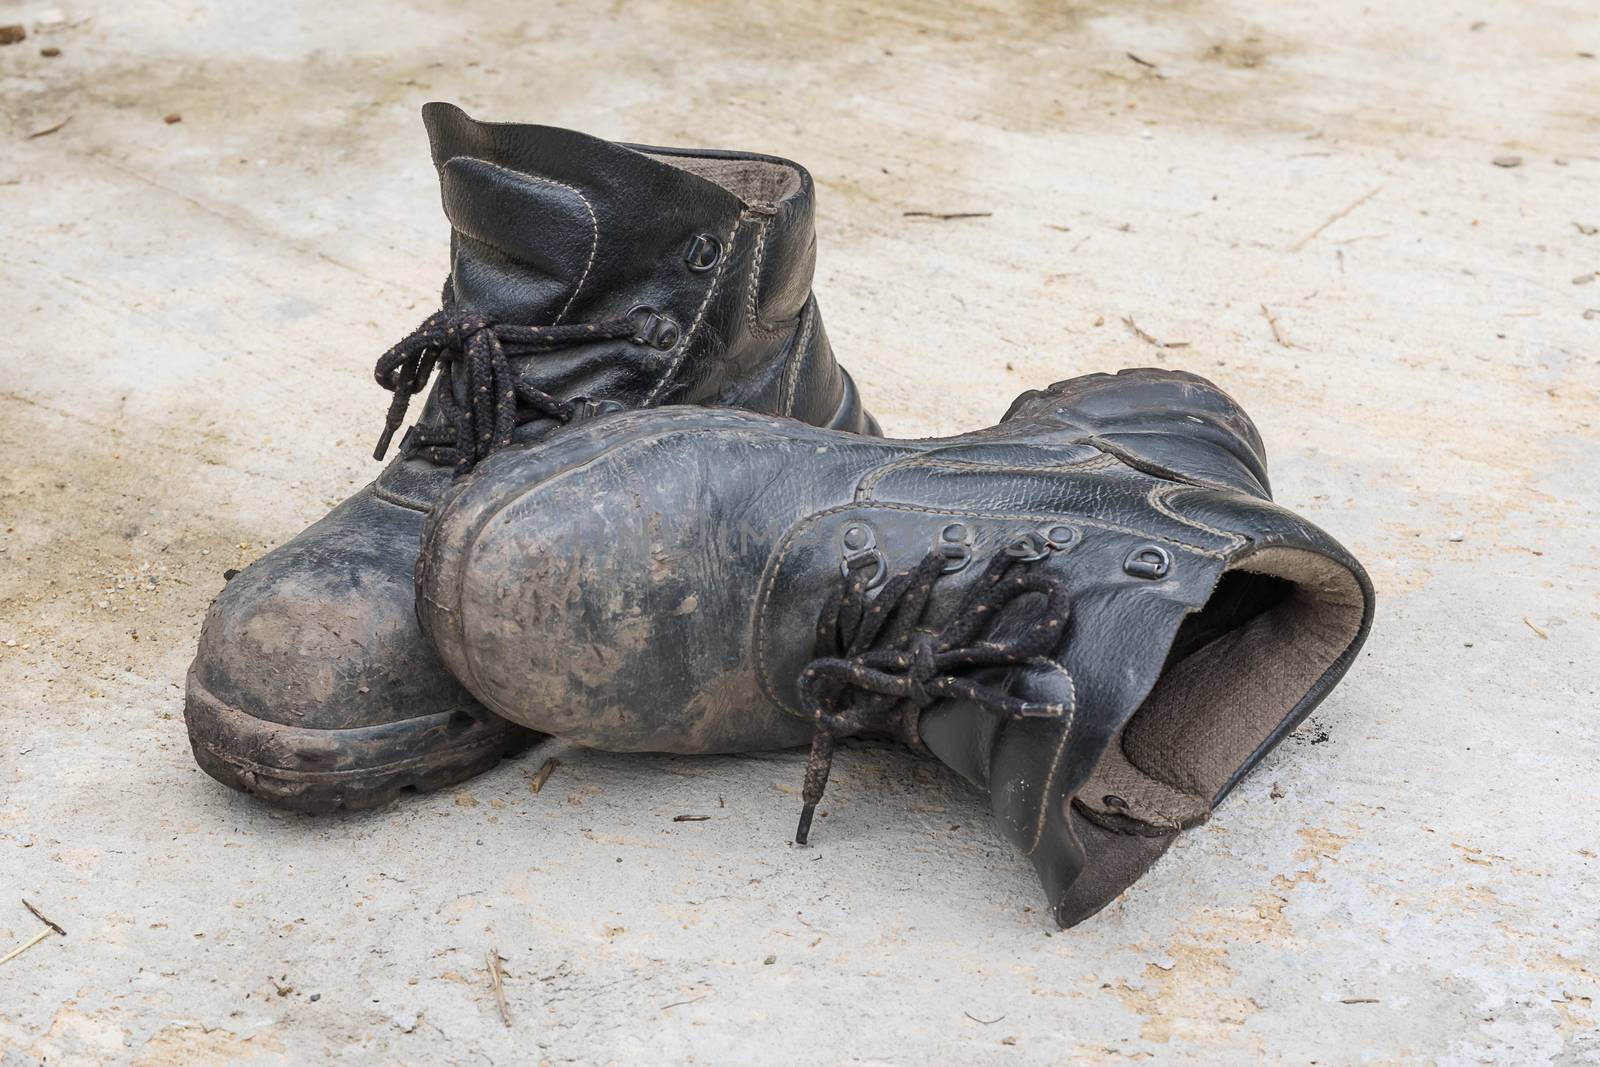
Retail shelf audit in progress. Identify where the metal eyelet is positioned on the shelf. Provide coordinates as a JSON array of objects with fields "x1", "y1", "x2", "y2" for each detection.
[
  {"x1": 684, "y1": 233, "x2": 722, "y2": 272},
  {"x1": 627, "y1": 305, "x2": 681, "y2": 350},
  {"x1": 1004, "y1": 530, "x2": 1054, "y2": 562},
  {"x1": 841, "y1": 551, "x2": 888, "y2": 590},
  {"x1": 935, "y1": 521, "x2": 973, "y2": 573},
  {"x1": 1004, "y1": 524, "x2": 1080, "y2": 563},
  {"x1": 1044, "y1": 524, "x2": 1079, "y2": 551},
  {"x1": 838, "y1": 522, "x2": 887, "y2": 590},
  {"x1": 567, "y1": 397, "x2": 624, "y2": 425},
  {"x1": 841, "y1": 523, "x2": 876, "y2": 553},
  {"x1": 1124, "y1": 545, "x2": 1173, "y2": 580}
]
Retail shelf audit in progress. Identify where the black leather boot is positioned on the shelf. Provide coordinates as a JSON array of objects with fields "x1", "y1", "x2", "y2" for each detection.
[
  {"x1": 185, "y1": 103, "x2": 878, "y2": 812},
  {"x1": 416, "y1": 368, "x2": 1372, "y2": 925}
]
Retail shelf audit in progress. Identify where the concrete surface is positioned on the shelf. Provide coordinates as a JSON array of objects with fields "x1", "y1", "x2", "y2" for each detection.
[{"x1": 1, "y1": 0, "x2": 1597, "y2": 1063}]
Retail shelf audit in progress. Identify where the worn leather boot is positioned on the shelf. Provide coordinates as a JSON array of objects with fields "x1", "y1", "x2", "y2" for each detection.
[
  {"x1": 185, "y1": 103, "x2": 878, "y2": 812},
  {"x1": 416, "y1": 368, "x2": 1372, "y2": 925}
]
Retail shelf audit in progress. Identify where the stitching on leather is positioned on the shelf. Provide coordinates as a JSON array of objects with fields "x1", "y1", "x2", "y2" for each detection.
[
  {"x1": 644, "y1": 213, "x2": 746, "y2": 404},
  {"x1": 542, "y1": 175, "x2": 599, "y2": 326},
  {"x1": 830, "y1": 498, "x2": 1225, "y2": 557},
  {"x1": 778, "y1": 298, "x2": 817, "y2": 417},
  {"x1": 858, "y1": 459, "x2": 1241, "y2": 554},
  {"x1": 753, "y1": 504, "x2": 840, "y2": 711},
  {"x1": 469, "y1": 163, "x2": 599, "y2": 327},
  {"x1": 1148, "y1": 482, "x2": 1246, "y2": 550},
  {"x1": 857, "y1": 450, "x2": 1109, "y2": 496},
  {"x1": 1023, "y1": 660, "x2": 1078, "y2": 856},
  {"x1": 743, "y1": 216, "x2": 787, "y2": 337}
]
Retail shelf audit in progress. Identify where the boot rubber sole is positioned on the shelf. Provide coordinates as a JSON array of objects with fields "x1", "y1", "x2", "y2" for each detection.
[{"x1": 185, "y1": 668, "x2": 536, "y2": 813}]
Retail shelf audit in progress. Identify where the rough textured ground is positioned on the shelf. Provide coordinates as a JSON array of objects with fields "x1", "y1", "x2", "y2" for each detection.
[{"x1": 2, "y1": 1, "x2": 1597, "y2": 1064}]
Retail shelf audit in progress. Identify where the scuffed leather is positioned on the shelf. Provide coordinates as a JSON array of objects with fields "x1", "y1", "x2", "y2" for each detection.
[
  {"x1": 418, "y1": 368, "x2": 1373, "y2": 926},
  {"x1": 193, "y1": 491, "x2": 477, "y2": 731},
  {"x1": 188, "y1": 104, "x2": 876, "y2": 770},
  {"x1": 1002, "y1": 369, "x2": 1271, "y2": 497}
]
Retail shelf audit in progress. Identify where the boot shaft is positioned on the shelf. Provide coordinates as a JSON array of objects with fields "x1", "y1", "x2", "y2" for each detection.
[{"x1": 416, "y1": 103, "x2": 861, "y2": 436}]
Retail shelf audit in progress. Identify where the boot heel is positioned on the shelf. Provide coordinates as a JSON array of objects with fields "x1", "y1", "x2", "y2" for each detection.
[
  {"x1": 825, "y1": 368, "x2": 882, "y2": 436},
  {"x1": 999, "y1": 368, "x2": 1271, "y2": 499},
  {"x1": 1000, "y1": 367, "x2": 1226, "y2": 426}
]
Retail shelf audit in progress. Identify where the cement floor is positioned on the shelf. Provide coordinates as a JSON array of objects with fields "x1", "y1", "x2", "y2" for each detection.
[{"x1": 1, "y1": 1, "x2": 1596, "y2": 1064}]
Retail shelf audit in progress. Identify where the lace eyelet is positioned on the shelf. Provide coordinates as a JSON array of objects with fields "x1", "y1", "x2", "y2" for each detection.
[
  {"x1": 627, "y1": 305, "x2": 681, "y2": 350},
  {"x1": 567, "y1": 397, "x2": 624, "y2": 425},
  {"x1": 840, "y1": 523, "x2": 876, "y2": 553},
  {"x1": 840, "y1": 551, "x2": 888, "y2": 590},
  {"x1": 684, "y1": 233, "x2": 722, "y2": 272},
  {"x1": 1004, "y1": 530, "x2": 1053, "y2": 562},
  {"x1": 935, "y1": 521, "x2": 973, "y2": 573},
  {"x1": 1124, "y1": 545, "x2": 1172, "y2": 580},
  {"x1": 1044, "y1": 524, "x2": 1079, "y2": 551},
  {"x1": 838, "y1": 522, "x2": 887, "y2": 589}
]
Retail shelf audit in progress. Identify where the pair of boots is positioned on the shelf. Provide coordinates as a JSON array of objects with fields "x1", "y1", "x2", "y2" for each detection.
[{"x1": 187, "y1": 104, "x2": 1373, "y2": 927}]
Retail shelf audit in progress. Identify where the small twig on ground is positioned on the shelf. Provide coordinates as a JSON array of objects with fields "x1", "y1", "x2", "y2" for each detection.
[
  {"x1": 672, "y1": 814, "x2": 710, "y2": 822},
  {"x1": 1331, "y1": 232, "x2": 1390, "y2": 245},
  {"x1": 1122, "y1": 316, "x2": 1190, "y2": 349},
  {"x1": 0, "y1": 898, "x2": 66, "y2": 968},
  {"x1": 903, "y1": 211, "x2": 992, "y2": 221},
  {"x1": 529, "y1": 757, "x2": 558, "y2": 794},
  {"x1": 26, "y1": 116, "x2": 71, "y2": 140},
  {"x1": 487, "y1": 949, "x2": 511, "y2": 1027},
  {"x1": 1260, "y1": 304, "x2": 1294, "y2": 348},
  {"x1": 1289, "y1": 185, "x2": 1384, "y2": 252},
  {"x1": 964, "y1": 1011, "x2": 1007, "y2": 1025},
  {"x1": 660, "y1": 994, "x2": 708, "y2": 1012},
  {"x1": 1523, "y1": 617, "x2": 1548, "y2": 639},
  {"x1": 1125, "y1": 51, "x2": 1159, "y2": 69},
  {"x1": 1340, "y1": 998, "x2": 1380, "y2": 1004},
  {"x1": 22, "y1": 899, "x2": 65, "y2": 936}
]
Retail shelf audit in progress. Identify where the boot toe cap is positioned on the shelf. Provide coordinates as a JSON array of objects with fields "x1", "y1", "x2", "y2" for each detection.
[
  {"x1": 419, "y1": 411, "x2": 822, "y2": 753},
  {"x1": 188, "y1": 491, "x2": 476, "y2": 733}
]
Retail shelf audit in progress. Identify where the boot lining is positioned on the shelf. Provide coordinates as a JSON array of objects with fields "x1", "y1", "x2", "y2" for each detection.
[
  {"x1": 1079, "y1": 546, "x2": 1367, "y2": 832},
  {"x1": 639, "y1": 153, "x2": 802, "y2": 206}
]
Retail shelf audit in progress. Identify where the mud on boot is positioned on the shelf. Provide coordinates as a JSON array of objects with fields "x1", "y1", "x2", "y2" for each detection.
[
  {"x1": 415, "y1": 368, "x2": 1372, "y2": 924},
  {"x1": 185, "y1": 103, "x2": 878, "y2": 812}
]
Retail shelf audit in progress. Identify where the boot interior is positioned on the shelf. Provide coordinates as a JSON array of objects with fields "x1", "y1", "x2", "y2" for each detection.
[
  {"x1": 640, "y1": 152, "x2": 802, "y2": 206},
  {"x1": 1080, "y1": 547, "x2": 1368, "y2": 833}
]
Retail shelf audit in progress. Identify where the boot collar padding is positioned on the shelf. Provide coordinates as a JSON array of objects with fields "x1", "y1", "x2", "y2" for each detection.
[{"x1": 1078, "y1": 544, "x2": 1369, "y2": 832}]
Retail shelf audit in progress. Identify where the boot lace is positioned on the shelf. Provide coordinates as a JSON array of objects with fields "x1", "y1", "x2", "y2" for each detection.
[
  {"x1": 372, "y1": 280, "x2": 637, "y2": 473},
  {"x1": 793, "y1": 548, "x2": 1072, "y2": 844}
]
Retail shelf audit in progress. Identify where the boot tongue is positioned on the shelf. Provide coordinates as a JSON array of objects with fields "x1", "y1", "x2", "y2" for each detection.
[{"x1": 423, "y1": 102, "x2": 746, "y2": 324}]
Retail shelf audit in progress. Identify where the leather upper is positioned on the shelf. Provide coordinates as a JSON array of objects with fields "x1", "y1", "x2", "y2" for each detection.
[
  {"x1": 416, "y1": 369, "x2": 1374, "y2": 926},
  {"x1": 189, "y1": 105, "x2": 874, "y2": 734}
]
